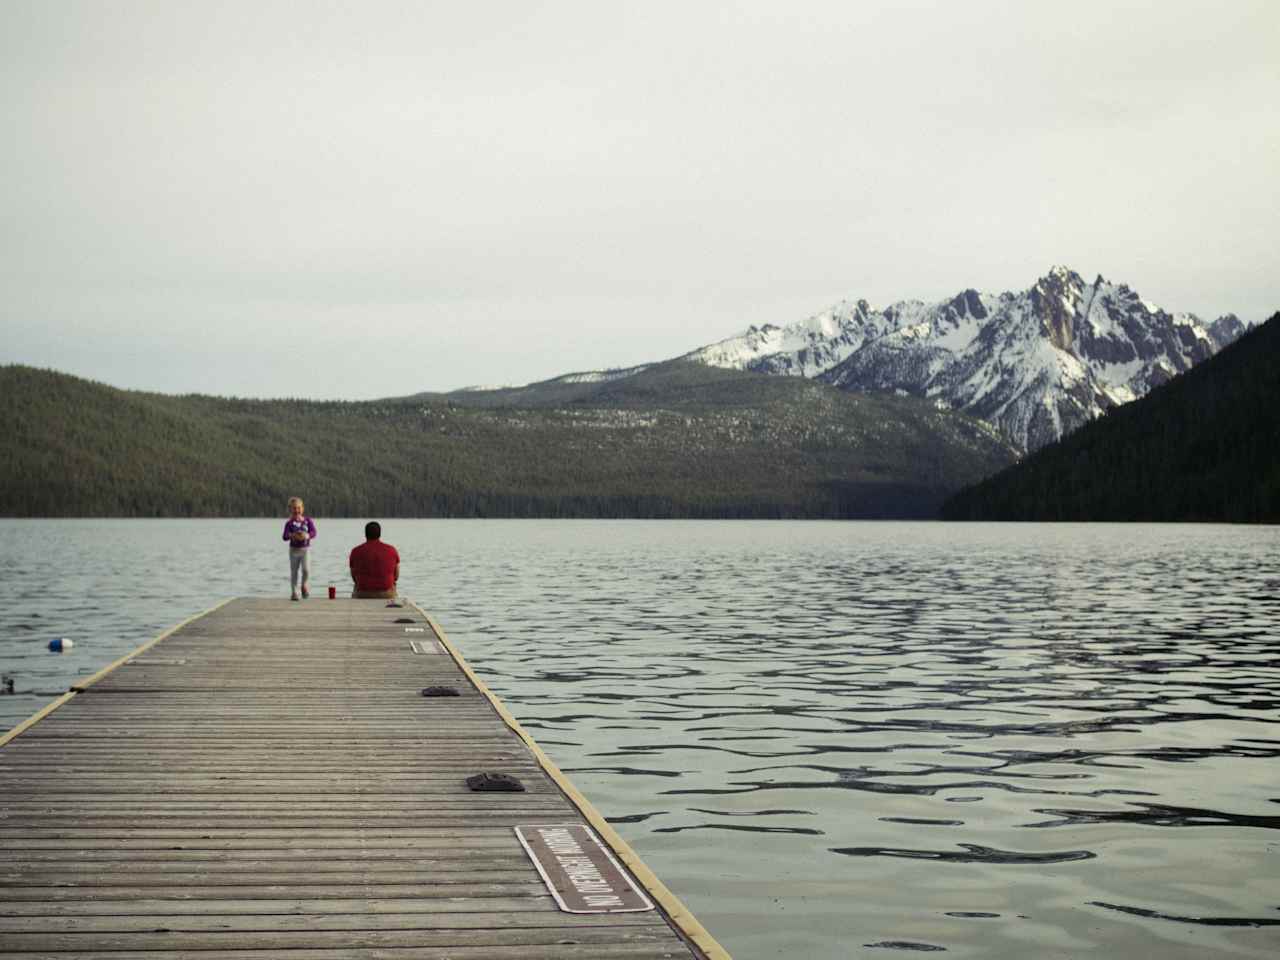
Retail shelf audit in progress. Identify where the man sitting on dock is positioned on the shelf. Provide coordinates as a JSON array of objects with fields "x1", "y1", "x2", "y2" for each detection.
[{"x1": 349, "y1": 521, "x2": 400, "y2": 599}]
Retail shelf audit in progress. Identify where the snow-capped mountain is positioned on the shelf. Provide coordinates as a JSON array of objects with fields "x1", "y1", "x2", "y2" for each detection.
[{"x1": 684, "y1": 267, "x2": 1246, "y2": 452}]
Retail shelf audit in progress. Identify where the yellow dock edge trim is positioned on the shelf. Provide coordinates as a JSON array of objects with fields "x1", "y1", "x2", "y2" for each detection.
[
  {"x1": 414, "y1": 603, "x2": 732, "y2": 960},
  {"x1": 0, "y1": 597, "x2": 236, "y2": 747}
]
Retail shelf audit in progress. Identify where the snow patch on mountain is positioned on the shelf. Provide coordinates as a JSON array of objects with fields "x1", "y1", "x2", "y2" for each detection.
[{"x1": 551, "y1": 365, "x2": 651, "y2": 385}]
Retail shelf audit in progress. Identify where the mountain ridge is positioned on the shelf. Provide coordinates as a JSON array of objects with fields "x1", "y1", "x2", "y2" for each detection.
[
  {"x1": 0, "y1": 361, "x2": 1015, "y2": 518},
  {"x1": 678, "y1": 266, "x2": 1246, "y2": 452}
]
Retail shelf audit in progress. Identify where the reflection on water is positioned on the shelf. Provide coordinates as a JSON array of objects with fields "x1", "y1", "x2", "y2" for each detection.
[{"x1": 1, "y1": 519, "x2": 1278, "y2": 959}]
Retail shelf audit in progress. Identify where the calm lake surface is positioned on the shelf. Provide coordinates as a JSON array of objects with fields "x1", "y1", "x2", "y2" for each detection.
[{"x1": 1, "y1": 518, "x2": 1277, "y2": 958}]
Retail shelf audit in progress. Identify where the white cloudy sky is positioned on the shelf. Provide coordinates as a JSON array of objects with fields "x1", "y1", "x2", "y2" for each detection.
[{"x1": 3, "y1": 1, "x2": 1277, "y2": 398}]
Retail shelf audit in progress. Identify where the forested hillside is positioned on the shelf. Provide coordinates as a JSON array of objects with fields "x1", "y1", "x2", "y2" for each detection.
[
  {"x1": 941, "y1": 312, "x2": 1280, "y2": 522},
  {"x1": 1, "y1": 362, "x2": 1015, "y2": 519}
]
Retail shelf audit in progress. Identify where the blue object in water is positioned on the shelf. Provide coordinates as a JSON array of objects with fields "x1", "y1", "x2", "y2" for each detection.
[{"x1": 48, "y1": 637, "x2": 74, "y2": 652}]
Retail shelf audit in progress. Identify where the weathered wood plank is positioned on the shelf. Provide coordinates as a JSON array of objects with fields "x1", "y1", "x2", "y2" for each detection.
[
  {"x1": 0, "y1": 867, "x2": 541, "y2": 886},
  {"x1": 0, "y1": 855, "x2": 529, "y2": 870},
  {"x1": 0, "y1": 911, "x2": 658, "y2": 933},
  {"x1": 0, "y1": 943, "x2": 682, "y2": 959},
  {"x1": 0, "y1": 895, "x2": 556, "y2": 917},
  {"x1": 0, "y1": 778, "x2": 556, "y2": 791},
  {"x1": 0, "y1": 923, "x2": 681, "y2": 951},
  {"x1": 1, "y1": 841, "x2": 548, "y2": 854},
  {"x1": 0, "y1": 815, "x2": 577, "y2": 831},
  {"x1": 0, "y1": 881, "x2": 549, "y2": 901},
  {"x1": 0, "y1": 801, "x2": 565, "y2": 814}
]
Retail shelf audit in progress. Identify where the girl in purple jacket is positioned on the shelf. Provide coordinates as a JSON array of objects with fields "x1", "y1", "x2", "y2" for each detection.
[{"x1": 282, "y1": 496, "x2": 317, "y2": 600}]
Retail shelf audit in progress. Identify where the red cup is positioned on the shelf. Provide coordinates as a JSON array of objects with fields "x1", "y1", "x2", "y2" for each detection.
[{"x1": 327, "y1": 585, "x2": 336, "y2": 599}]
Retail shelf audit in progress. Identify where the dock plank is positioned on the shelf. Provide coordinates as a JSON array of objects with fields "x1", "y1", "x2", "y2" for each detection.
[{"x1": 0, "y1": 912, "x2": 659, "y2": 933}]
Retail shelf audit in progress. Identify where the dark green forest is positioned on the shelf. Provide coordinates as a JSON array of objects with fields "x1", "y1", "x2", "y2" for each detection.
[
  {"x1": 941, "y1": 312, "x2": 1280, "y2": 522},
  {"x1": 1, "y1": 361, "x2": 1015, "y2": 519}
]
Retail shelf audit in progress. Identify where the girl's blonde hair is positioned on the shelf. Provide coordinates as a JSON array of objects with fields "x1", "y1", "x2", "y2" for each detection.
[{"x1": 288, "y1": 496, "x2": 304, "y2": 511}]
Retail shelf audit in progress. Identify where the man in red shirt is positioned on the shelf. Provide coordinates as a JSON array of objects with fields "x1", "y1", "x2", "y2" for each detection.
[{"x1": 349, "y1": 521, "x2": 401, "y2": 599}]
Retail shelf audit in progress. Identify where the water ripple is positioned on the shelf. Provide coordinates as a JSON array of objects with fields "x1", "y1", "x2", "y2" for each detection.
[
  {"x1": 1089, "y1": 902, "x2": 1280, "y2": 928},
  {"x1": 830, "y1": 843, "x2": 1097, "y2": 864}
]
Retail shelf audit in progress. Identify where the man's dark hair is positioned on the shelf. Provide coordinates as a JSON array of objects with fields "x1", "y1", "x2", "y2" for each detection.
[{"x1": 365, "y1": 521, "x2": 381, "y2": 540}]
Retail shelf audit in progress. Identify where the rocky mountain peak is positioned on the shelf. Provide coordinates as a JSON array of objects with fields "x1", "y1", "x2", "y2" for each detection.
[
  {"x1": 1029, "y1": 267, "x2": 1089, "y2": 352},
  {"x1": 1210, "y1": 314, "x2": 1246, "y2": 344},
  {"x1": 946, "y1": 289, "x2": 988, "y2": 321},
  {"x1": 1038, "y1": 264, "x2": 1085, "y2": 288}
]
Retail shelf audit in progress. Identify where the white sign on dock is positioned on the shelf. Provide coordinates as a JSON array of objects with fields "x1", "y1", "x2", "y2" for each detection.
[
  {"x1": 515, "y1": 823, "x2": 655, "y2": 914},
  {"x1": 408, "y1": 638, "x2": 444, "y2": 655}
]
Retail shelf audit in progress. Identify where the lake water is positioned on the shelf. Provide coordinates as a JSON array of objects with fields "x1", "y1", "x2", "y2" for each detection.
[{"x1": 1, "y1": 518, "x2": 1278, "y2": 958}]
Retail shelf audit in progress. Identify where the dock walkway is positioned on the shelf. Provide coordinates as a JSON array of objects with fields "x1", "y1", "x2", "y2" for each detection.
[{"x1": 0, "y1": 597, "x2": 724, "y2": 958}]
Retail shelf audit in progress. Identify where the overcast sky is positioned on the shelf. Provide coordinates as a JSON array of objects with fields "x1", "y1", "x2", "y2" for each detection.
[{"x1": 3, "y1": 1, "x2": 1277, "y2": 398}]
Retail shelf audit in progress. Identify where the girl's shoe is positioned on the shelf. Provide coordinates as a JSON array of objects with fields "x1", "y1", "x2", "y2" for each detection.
[
  {"x1": 290, "y1": 591, "x2": 300, "y2": 601},
  {"x1": 301, "y1": 585, "x2": 310, "y2": 599}
]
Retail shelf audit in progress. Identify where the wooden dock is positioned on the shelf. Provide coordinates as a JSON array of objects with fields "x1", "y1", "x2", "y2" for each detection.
[{"x1": 0, "y1": 597, "x2": 726, "y2": 958}]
